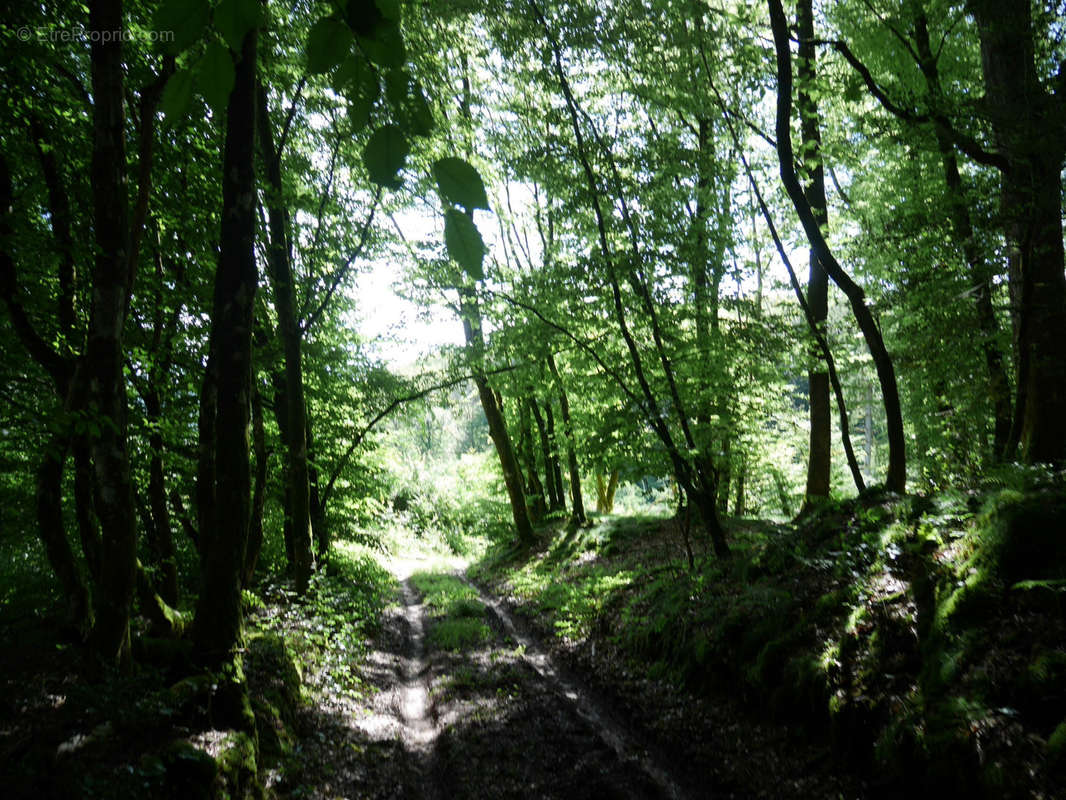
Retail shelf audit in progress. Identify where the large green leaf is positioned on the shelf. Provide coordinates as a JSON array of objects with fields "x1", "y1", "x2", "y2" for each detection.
[
  {"x1": 196, "y1": 41, "x2": 235, "y2": 116},
  {"x1": 214, "y1": 0, "x2": 261, "y2": 52},
  {"x1": 153, "y1": 0, "x2": 210, "y2": 54},
  {"x1": 444, "y1": 209, "x2": 485, "y2": 281},
  {"x1": 160, "y1": 68, "x2": 196, "y2": 124},
  {"x1": 433, "y1": 157, "x2": 489, "y2": 212},
  {"x1": 307, "y1": 18, "x2": 354, "y2": 75},
  {"x1": 356, "y1": 20, "x2": 405, "y2": 69},
  {"x1": 405, "y1": 85, "x2": 434, "y2": 137},
  {"x1": 362, "y1": 125, "x2": 409, "y2": 189},
  {"x1": 374, "y1": 0, "x2": 402, "y2": 21}
]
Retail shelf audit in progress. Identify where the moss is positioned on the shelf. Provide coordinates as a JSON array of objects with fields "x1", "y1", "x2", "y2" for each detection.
[
  {"x1": 214, "y1": 730, "x2": 262, "y2": 800},
  {"x1": 1047, "y1": 720, "x2": 1066, "y2": 772},
  {"x1": 972, "y1": 489, "x2": 1066, "y2": 585}
]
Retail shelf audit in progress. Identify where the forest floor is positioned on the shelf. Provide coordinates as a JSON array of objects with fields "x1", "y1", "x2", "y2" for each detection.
[{"x1": 279, "y1": 548, "x2": 868, "y2": 800}]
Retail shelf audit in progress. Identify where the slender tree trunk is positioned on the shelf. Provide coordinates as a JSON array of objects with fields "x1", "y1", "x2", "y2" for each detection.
[
  {"x1": 532, "y1": 0, "x2": 728, "y2": 555},
  {"x1": 519, "y1": 398, "x2": 547, "y2": 521},
  {"x1": 529, "y1": 397, "x2": 563, "y2": 512},
  {"x1": 595, "y1": 469, "x2": 620, "y2": 514},
  {"x1": 544, "y1": 401, "x2": 566, "y2": 512},
  {"x1": 547, "y1": 353, "x2": 586, "y2": 526},
  {"x1": 244, "y1": 384, "x2": 267, "y2": 588},
  {"x1": 733, "y1": 460, "x2": 745, "y2": 517},
  {"x1": 910, "y1": 5, "x2": 1012, "y2": 461},
  {"x1": 86, "y1": 0, "x2": 137, "y2": 667},
  {"x1": 306, "y1": 416, "x2": 328, "y2": 560},
  {"x1": 968, "y1": 0, "x2": 1066, "y2": 464},
  {"x1": 257, "y1": 84, "x2": 313, "y2": 592},
  {"x1": 769, "y1": 0, "x2": 906, "y2": 492},
  {"x1": 459, "y1": 288, "x2": 535, "y2": 545},
  {"x1": 269, "y1": 371, "x2": 296, "y2": 569},
  {"x1": 797, "y1": 0, "x2": 832, "y2": 502},
  {"x1": 194, "y1": 26, "x2": 258, "y2": 668},
  {"x1": 143, "y1": 389, "x2": 179, "y2": 605}
]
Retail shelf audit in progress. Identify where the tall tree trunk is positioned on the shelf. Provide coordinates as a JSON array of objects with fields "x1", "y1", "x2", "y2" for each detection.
[
  {"x1": 769, "y1": 0, "x2": 906, "y2": 492},
  {"x1": 37, "y1": 436, "x2": 93, "y2": 637},
  {"x1": 911, "y1": 5, "x2": 1012, "y2": 461},
  {"x1": 307, "y1": 414, "x2": 328, "y2": 559},
  {"x1": 194, "y1": 27, "x2": 258, "y2": 668},
  {"x1": 269, "y1": 370, "x2": 296, "y2": 569},
  {"x1": 547, "y1": 353, "x2": 586, "y2": 526},
  {"x1": 529, "y1": 397, "x2": 563, "y2": 512},
  {"x1": 86, "y1": 0, "x2": 137, "y2": 667},
  {"x1": 143, "y1": 388, "x2": 179, "y2": 606},
  {"x1": 532, "y1": 0, "x2": 728, "y2": 556},
  {"x1": 543, "y1": 401, "x2": 566, "y2": 513},
  {"x1": 72, "y1": 438, "x2": 102, "y2": 581},
  {"x1": 243, "y1": 384, "x2": 268, "y2": 588},
  {"x1": 968, "y1": 0, "x2": 1066, "y2": 464},
  {"x1": 797, "y1": 0, "x2": 831, "y2": 502},
  {"x1": 459, "y1": 288, "x2": 535, "y2": 545},
  {"x1": 519, "y1": 397, "x2": 547, "y2": 521},
  {"x1": 257, "y1": 84, "x2": 313, "y2": 592}
]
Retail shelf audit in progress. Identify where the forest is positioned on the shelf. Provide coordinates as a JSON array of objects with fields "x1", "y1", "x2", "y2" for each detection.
[{"x1": 1, "y1": 0, "x2": 1065, "y2": 797}]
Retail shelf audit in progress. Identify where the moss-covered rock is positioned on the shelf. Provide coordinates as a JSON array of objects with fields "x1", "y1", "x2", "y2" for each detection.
[{"x1": 214, "y1": 730, "x2": 261, "y2": 800}]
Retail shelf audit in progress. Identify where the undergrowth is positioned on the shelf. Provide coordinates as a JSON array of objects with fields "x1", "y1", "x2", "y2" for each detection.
[{"x1": 475, "y1": 475, "x2": 1066, "y2": 798}]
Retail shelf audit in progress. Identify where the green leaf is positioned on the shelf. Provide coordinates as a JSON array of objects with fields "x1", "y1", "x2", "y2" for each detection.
[
  {"x1": 160, "y1": 68, "x2": 196, "y2": 124},
  {"x1": 214, "y1": 0, "x2": 261, "y2": 52},
  {"x1": 196, "y1": 41, "x2": 235, "y2": 116},
  {"x1": 153, "y1": 0, "x2": 210, "y2": 54},
  {"x1": 433, "y1": 157, "x2": 489, "y2": 212},
  {"x1": 444, "y1": 209, "x2": 485, "y2": 280},
  {"x1": 331, "y1": 52, "x2": 364, "y2": 93},
  {"x1": 374, "y1": 0, "x2": 402, "y2": 21},
  {"x1": 404, "y1": 85, "x2": 434, "y2": 137},
  {"x1": 348, "y1": 94, "x2": 373, "y2": 132},
  {"x1": 384, "y1": 68, "x2": 409, "y2": 109},
  {"x1": 356, "y1": 20, "x2": 405, "y2": 69},
  {"x1": 362, "y1": 125, "x2": 408, "y2": 189},
  {"x1": 307, "y1": 18, "x2": 354, "y2": 75}
]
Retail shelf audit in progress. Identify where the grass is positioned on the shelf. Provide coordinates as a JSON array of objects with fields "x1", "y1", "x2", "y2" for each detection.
[{"x1": 409, "y1": 572, "x2": 491, "y2": 651}]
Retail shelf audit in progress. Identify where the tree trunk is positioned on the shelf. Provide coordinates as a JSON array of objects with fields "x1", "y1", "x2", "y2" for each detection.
[
  {"x1": 797, "y1": 0, "x2": 831, "y2": 502},
  {"x1": 519, "y1": 397, "x2": 547, "y2": 521},
  {"x1": 910, "y1": 5, "x2": 1012, "y2": 461},
  {"x1": 459, "y1": 288, "x2": 535, "y2": 545},
  {"x1": 193, "y1": 27, "x2": 258, "y2": 668},
  {"x1": 37, "y1": 436, "x2": 93, "y2": 638},
  {"x1": 306, "y1": 416, "x2": 328, "y2": 560},
  {"x1": 86, "y1": 0, "x2": 137, "y2": 667},
  {"x1": 143, "y1": 388, "x2": 179, "y2": 606},
  {"x1": 269, "y1": 371, "x2": 296, "y2": 569},
  {"x1": 529, "y1": 397, "x2": 563, "y2": 512},
  {"x1": 769, "y1": 0, "x2": 906, "y2": 492},
  {"x1": 543, "y1": 401, "x2": 566, "y2": 513},
  {"x1": 968, "y1": 0, "x2": 1066, "y2": 464},
  {"x1": 547, "y1": 353, "x2": 586, "y2": 526},
  {"x1": 243, "y1": 384, "x2": 268, "y2": 588},
  {"x1": 257, "y1": 84, "x2": 314, "y2": 591}
]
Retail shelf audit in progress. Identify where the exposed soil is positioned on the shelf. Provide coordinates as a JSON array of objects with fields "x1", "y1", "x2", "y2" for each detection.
[{"x1": 284, "y1": 553, "x2": 872, "y2": 800}]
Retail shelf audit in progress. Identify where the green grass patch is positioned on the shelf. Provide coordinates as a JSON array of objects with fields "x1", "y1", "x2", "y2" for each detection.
[
  {"x1": 410, "y1": 571, "x2": 491, "y2": 651},
  {"x1": 428, "y1": 616, "x2": 491, "y2": 651}
]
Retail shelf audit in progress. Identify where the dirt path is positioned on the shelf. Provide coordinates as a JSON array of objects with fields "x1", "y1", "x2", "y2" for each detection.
[{"x1": 282, "y1": 558, "x2": 688, "y2": 799}]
